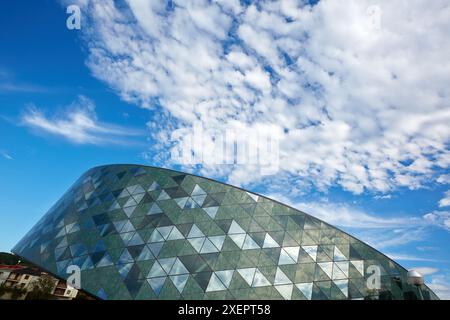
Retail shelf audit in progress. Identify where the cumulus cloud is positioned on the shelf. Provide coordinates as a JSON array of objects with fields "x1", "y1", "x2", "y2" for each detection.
[
  {"x1": 439, "y1": 190, "x2": 450, "y2": 208},
  {"x1": 423, "y1": 211, "x2": 450, "y2": 231},
  {"x1": 73, "y1": 0, "x2": 450, "y2": 195},
  {"x1": 437, "y1": 174, "x2": 450, "y2": 185},
  {"x1": 22, "y1": 95, "x2": 143, "y2": 145}
]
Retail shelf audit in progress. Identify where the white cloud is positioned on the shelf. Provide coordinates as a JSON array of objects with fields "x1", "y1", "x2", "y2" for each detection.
[
  {"x1": 439, "y1": 190, "x2": 450, "y2": 208},
  {"x1": 21, "y1": 95, "x2": 142, "y2": 145},
  {"x1": 0, "y1": 150, "x2": 13, "y2": 160},
  {"x1": 429, "y1": 274, "x2": 450, "y2": 300},
  {"x1": 384, "y1": 254, "x2": 443, "y2": 263},
  {"x1": 295, "y1": 200, "x2": 419, "y2": 230},
  {"x1": 423, "y1": 211, "x2": 450, "y2": 230},
  {"x1": 0, "y1": 70, "x2": 49, "y2": 93},
  {"x1": 411, "y1": 267, "x2": 439, "y2": 276},
  {"x1": 437, "y1": 174, "x2": 450, "y2": 185},
  {"x1": 263, "y1": 194, "x2": 450, "y2": 252},
  {"x1": 73, "y1": 0, "x2": 450, "y2": 195}
]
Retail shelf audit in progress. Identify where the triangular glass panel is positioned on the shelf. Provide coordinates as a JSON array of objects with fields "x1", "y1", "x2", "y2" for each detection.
[
  {"x1": 187, "y1": 225, "x2": 205, "y2": 238},
  {"x1": 148, "y1": 203, "x2": 163, "y2": 215},
  {"x1": 148, "y1": 261, "x2": 166, "y2": 277},
  {"x1": 237, "y1": 268, "x2": 256, "y2": 286},
  {"x1": 200, "y1": 238, "x2": 218, "y2": 254},
  {"x1": 333, "y1": 279, "x2": 348, "y2": 297},
  {"x1": 117, "y1": 228, "x2": 134, "y2": 242},
  {"x1": 350, "y1": 260, "x2": 364, "y2": 276},
  {"x1": 296, "y1": 282, "x2": 313, "y2": 300},
  {"x1": 285, "y1": 246, "x2": 300, "y2": 262},
  {"x1": 157, "y1": 226, "x2": 174, "y2": 240},
  {"x1": 118, "y1": 249, "x2": 134, "y2": 264},
  {"x1": 229, "y1": 234, "x2": 246, "y2": 249},
  {"x1": 175, "y1": 197, "x2": 189, "y2": 209},
  {"x1": 275, "y1": 284, "x2": 293, "y2": 300},
  {"x1": 126, "y1": 185, "x2": 139, "y2": 194},
  {"x1": 318, "y1": 262, "x2": 333, "y2": 279},
  {"x1": 158, "y1": 257, "x2": 176, "y2": 274},
  {"x1": 172, "y1": 175, "x2": 186, "y2": 185},
  {"x1": 170, "y1": 274, "x2": 189, "y2": 293},
  {"x1": 203, "y1": 207, "x2": 219, "y2": 219},
  {"x1": 55, "y1": 227, "x2": 66, "y2": 239},
  {"x1": 149, "y1": 229, "x2": 165, "y2": 243},
  {"x1": 208, "y1": 235, "x2": 225, "y2": 251},
  {"x1": 136, "y1": 246, "x2": 154, "y2": 261},
  {"x1": 252, "y1": 269, "x2": 271, "y2": 287},
  {"x1": 117, "y1": 189, "x2": 129, "y2": 199},
  {"x1": 246, "y1": 192, "x2": 259, "y2": 202},
  {"x1": 302, "y1": 246, "x2": 318, "y2": 262},
  {"x1": 96, "y1": 253, "x2": 113, "y2": 267},
  {"x1": 118, "y1": 263, "x2": 133, "y2": 279},
  {"x1": 167, "y1": 227, "x2": 184, "y2": 240},
  {"x1": 148, "y1": 242, "x2": 164, "y2": 257},
  {"x1": 333, "y1": 246, "x2": 347, "y2": 261},
  {"x1": 124, "y1": 197, "x2": 138, "y2": 208},
  {"x1": 334, "y1": 261, "x2": 349, "y2": 279},
  {"x1": 184, "y1": 197, "x2": 200, "y2": 209},
  {"x1": 215, "y1": 270, "x2": 234, "y2": 288},
  {"x1": 148, "y1": 277, "x2": 166, "y2": 296},
  {"x1": 274, "y1": 267, "x2": 292, "y2": 285},
  {"x1": 93, "y1": 240, "x2": 106, "y2": 252},
  {"x1": 157, "y1": 190, "x2": 171, "y2": 201},
  {"x1": 56, "y1": 259, "x2": 71, "y2": 274},
  {"x1": 278, "y1": 249, "x2": 296, "y2": 265},
  {"x1": 113, "y1": 220, "x2": 127, "y2": 233},
  {"x1": 132, "y1": 193, "x2": 145, "y2": 204},
  {"x1": 81, "y1": 256, "x2": 94, "y2": 270},
  {"x1": 126, "y1": 232, "x2": 143, "y2": 246},
  {"x1": 206, "y1": 273, "x2": 226, "y2": 292},
  {"x1": 124, "y1": 206, "x2": 136, "y2": 218},
  {"x1": 97, "y1": 288, "x2": 108, "y2": 300},
  {"x1": 262, "y1": 233, "x2": 280, "y2": 248},
  {"x1": 242, "y1": 235, "x2": 260, "y2": 250},
  {"x1": 109, "y1": 201, "x2": 121, "y2": 211},
  {"x1": 188, "y1": 237, "x2": 206, "y2": 253},
  {"x1": 202, "y1": 195, "x2": 219, "y2": 208},
  {"x1": 121, "y1": 221, "x2": 136, "y2": 234},
  {"x1": 191, "y1": 185, "x2": 206, "y2": 196},
  {"x1": 169, "y1": 258, "x2": 189, "y2": 275},
  {"x1": 228, "y1": 220, "x2": 246, "y2": 234},
  {"x1": 148, "y1": 181, "x2": 161, "y2": 191},
  {"x1": 192, "y1": 194, "x2": 207, "y2": 207},
  {"x1": 132, "y1": 185, "x2": 145, "y2": 195}
]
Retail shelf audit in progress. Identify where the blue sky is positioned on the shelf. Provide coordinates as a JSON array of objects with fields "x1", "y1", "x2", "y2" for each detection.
[{"x1": 1, "y1": 0, "x2": 449, "y2": 298}]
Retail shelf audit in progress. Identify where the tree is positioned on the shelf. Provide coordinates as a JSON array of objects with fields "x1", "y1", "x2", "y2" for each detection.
[
  {"x1": 25, "y1": 275, "x2": 56, "y2": 300},
  {"x1": 0, "y1": 283, "x2": 27, "y2": 300}
]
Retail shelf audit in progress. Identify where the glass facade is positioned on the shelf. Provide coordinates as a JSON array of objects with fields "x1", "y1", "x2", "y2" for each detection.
[{"x1": 12, "y1": 164, "x2": 439, "y2": 300}]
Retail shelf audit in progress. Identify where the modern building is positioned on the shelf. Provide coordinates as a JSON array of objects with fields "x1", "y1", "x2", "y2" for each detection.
[
  {"x1": 0, "y1": 264, "x2": 78, "y2": 300},
  {"x1": 12, "y1": 164, "x2": 439, "y2": 300}
]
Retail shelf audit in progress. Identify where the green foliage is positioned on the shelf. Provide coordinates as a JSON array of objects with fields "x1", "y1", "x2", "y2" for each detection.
[
  {"x1": 0, "y1": 252, "x2": 20, "y2": 265},
  {"x1": 0, "y1": 283, "x2": 27, "y2": 300},
  {"x1": 25, "y1": 275, "x2": 56, "y2": 300}
]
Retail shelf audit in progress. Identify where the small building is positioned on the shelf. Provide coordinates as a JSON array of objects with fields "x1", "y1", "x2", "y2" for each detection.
[{"x1": 0, "y1": 264, "x2": 78, "y2": 300}]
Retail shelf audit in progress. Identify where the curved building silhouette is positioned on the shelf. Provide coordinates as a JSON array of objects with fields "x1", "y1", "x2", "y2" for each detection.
[{"x1": 12, "y1": 165, "x2": 439, "y2": 300}]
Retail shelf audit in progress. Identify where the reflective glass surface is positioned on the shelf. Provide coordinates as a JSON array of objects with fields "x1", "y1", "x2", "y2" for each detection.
[{"x1": 12, "y1": 165, "x2": 439, "y2": 300}]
